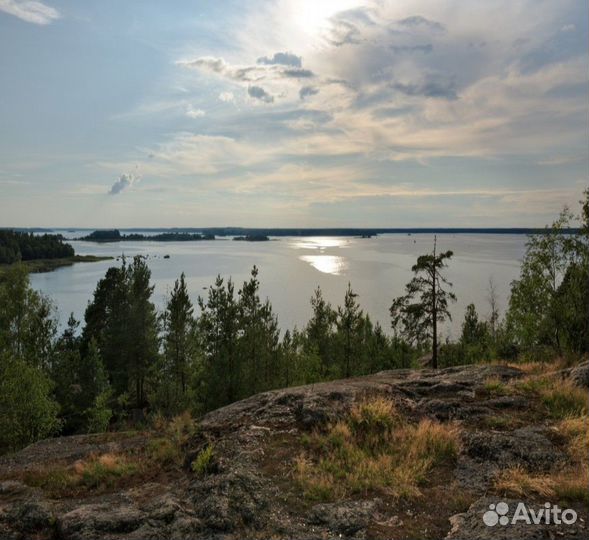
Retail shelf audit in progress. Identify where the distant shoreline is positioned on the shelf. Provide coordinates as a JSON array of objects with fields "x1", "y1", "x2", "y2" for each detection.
[
  {"x1": 2, "y1": 227, "x2": 581, "y2": 237},
  {"x1": 0, "y1": 255, "x2": 113, "y2": 277}
]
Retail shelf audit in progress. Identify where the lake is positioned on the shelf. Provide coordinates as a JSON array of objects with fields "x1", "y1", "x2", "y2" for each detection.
[{"x1": 29, "y1": 233, "x2": 528, "y2": 338}]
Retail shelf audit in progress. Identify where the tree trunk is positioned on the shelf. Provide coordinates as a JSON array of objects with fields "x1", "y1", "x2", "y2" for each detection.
[{"x1": 432, "y1": 236, "x2": 438, "y2": 369}]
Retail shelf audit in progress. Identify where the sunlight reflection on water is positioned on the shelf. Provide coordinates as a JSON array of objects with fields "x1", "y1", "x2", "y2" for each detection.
[
  {"x1": 299, "y1": 255, "x2": 348, "y2": 275},
  {"x1": 290, "y1": 237, "x2": 349, "y2": 250}
]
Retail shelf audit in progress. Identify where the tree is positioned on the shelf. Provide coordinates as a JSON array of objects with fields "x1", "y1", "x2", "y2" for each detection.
[
  {"x1": 0, "y1": 354, "x2": 61, "y2": 451},
  {"x1": 506, "y1": 207, "x2": 583, "y2": 353},
  {"x1": 237, "y1": 266, "x2": 280, "y2": 394},
  {"x1": 161, "y1": 273, "x2": 197, "y2": 403},
  {"x1": 83, "y1": 262, "x2": 131, "y2": 397},
  {"x1": 390, "y1": 237, "x2": 456, "y2": 368},
  {"x1": 335, "y1": 283, "x2": 363, "y2": 378},
  {"x1": 486, "y1": 277, "x2": 500, "y2": 341},
  {"x1": 305, "y1": 287, "x2": 336, "y2": 377},
  {"x1": 197, "y1": 275, "x2": 240, "y2": 409},
  {"x1": 127, "y1": 256, "x2": 159, "y2": 408},
  {"x1": 0, "y1": 264, "x2": 56, "y2": 369}
]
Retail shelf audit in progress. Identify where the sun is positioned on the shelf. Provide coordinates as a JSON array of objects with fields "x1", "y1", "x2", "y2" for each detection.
[{"x1": 293, "y1": 0, "x2": 364, "y2": 38}]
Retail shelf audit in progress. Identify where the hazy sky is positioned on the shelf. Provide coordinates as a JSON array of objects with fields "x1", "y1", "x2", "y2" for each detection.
[{"x1": 1, "y1": 0, "x2": 587, "y2": 227}]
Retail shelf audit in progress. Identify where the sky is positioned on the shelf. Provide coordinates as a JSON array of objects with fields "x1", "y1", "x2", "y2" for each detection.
[{"x1": 0, "y1": 0, "x2": 587, "y2": 228}]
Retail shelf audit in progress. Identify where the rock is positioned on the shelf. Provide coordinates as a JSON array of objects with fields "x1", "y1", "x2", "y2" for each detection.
[
  {"x1": 463, "y1": 426, "x2": 564, "y2": 471},
  {"x1": 308, "y1": 499, "x2": 378, "y2": 536},
  {"x1": 0, "y1": 363, "x2": 583, "y2": 540},
  {"x1": 446, "y1": 497, "x2": 588, "y2": 539},
  {"x1": 567, "y1": 360, "x2": 589, "y2": 388}
]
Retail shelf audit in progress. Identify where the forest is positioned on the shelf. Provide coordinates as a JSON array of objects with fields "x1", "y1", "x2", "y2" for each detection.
[
  {"x1": 0, "y1": 192, "x2": 587, "y2": 454},
  {"x1": 0, "y1": 230, "x2": 74, "y2": 264}
]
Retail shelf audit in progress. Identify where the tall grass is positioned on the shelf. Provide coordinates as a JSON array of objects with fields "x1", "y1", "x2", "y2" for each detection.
[{"x1": 294, "y1": 397, "x2": 460, "y2": 502}]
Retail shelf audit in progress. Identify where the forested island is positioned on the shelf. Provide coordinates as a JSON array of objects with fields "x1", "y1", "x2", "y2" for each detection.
[
  {"x1": 0, "y1": 230, "x2": 110, "y2": 275},
  {"x1": 233, "y1": 234, "x2": 270, "y2": 241},
  {"x1": 77, "y1": 229, "x2": 215, "y2": 242},
  {"x1": 0, "y1": 194, "x2": 587, "y2": 539}
]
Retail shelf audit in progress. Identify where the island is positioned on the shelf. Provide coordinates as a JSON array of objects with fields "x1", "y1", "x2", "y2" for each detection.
[
  {"x1": 77, "y1": 229, "x2": 215, "y2": 242},
  {"x1": 0, "y1": 230, "x2": 112, "y2": 276},
  {"x1": 233, "y1": 234, "x2": 270, "y2": 242}
]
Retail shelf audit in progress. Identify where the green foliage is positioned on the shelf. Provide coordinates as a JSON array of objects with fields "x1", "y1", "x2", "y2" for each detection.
[
  {"x1": 0, "y1": 230, "x2": 74, "y2": 264},
  {"x1": 0, "y1": 264, "x2": 56, "y2": 368},
  {"x1": 0, "y1": 356, "x2": 61, "y2": 451},
  {"x1": 506, "y1": 205, "x2": 589, "y2": 355},
  {"x1": 191, "y1": 445, "x2": 214, "y2": 476},
  {"x1": 390, "y1": 237, "x2": 456, "y2": 368}
]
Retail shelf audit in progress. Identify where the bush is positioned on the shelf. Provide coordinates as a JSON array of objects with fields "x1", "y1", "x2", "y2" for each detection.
[
  {"x1": 0, "y1": 356, "x2": 61, "y2": 452},
  {"x1": 192, "y1": 445, "x2": 214, "y2": 477}
]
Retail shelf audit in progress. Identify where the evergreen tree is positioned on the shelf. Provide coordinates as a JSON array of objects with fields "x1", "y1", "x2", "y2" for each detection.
[
  {"x1": 390, "y1": 237, "x2": 456, "y2": 368},
  {"x1": 335, "y1": 283, "x2": 363, "y2": 378},
  {"x1": 305, "y1": 287, "x2": 336, "y2": 377},
  {"x1": 83, "y1": 262, "x2": 131, "y2": 397},
  {"x1": 197, "y1": 275, "x2": 240, "y2": 409},
  {"x1": 127, "y1": 256, "x2": 159, "y2": 408},
  {"x1": 159, "y1": 273, "x2": 198, "y2": 413}
]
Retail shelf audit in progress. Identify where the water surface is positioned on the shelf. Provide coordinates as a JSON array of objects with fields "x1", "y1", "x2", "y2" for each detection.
[{"x1": 30, "y1": 233, "x2": 527, "y2": 338}]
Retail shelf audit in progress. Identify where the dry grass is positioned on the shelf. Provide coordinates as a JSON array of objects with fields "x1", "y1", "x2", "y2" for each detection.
[
  {"x1": 511, "y1": 376, "x2": 588, "y2": 419},
  {"x1": 494, "y1": 465, "x2": 589, "y2": 504},
  {"x1": 494, "y1": 465, "x2": 556, "y2": 498},
  {"x1": 294, "y1": 397, "x2": 461, "y2": 502},
  {"x1": 556, "y1": 415, "x2": 589, "y2": 462},
  {"x1": 506, "y1": 359, "x2": 567, "y2": 376},
  {"x1": 23, "y1": 452, "x2": 141, "y2": 494}
]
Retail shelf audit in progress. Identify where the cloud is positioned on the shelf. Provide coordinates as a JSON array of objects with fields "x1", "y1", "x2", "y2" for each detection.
[
  {"x1": 219, "y1": 91, "x2": 235, "y2": 102},
  {"x1": 257, "y1": 52, "x2": 301, "y2": 67},
  {"x1": 391, "y1": 44, "x2": 433, "y2": 54},
  {"x1": 281, "y1": 68, "x2": 314, "y2": 78},
  {"x1": 392, "y1": 77, "x2": 458, "y2": 99},
  {"x1": 248, "y1": 85, "x2": 274, "y2": 103},
  {"x1": 109, "y1": 173, "x2": 140, "y2": 195},
  {"x1": 299, "y1": 86, "x2": 319, "y2": 99},
  {"x1": 397, "y1": 15, "x2": 445, "y2": 32},
  {"x1": 186, "y1": 105, "x2": 205, "y2": 118},
  {"x1": 0, "y1": 0, "x2": 59, "y2": 24}
]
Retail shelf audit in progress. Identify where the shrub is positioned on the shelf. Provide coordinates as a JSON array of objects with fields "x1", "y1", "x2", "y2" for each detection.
[{"x1": 192, "y1": 445, "x2": 214, "y2": 477}]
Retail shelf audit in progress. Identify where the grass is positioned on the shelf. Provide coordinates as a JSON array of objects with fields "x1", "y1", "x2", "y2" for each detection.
[
  {"x1": 482, "y1": 377, "x2": 510, "y2": 397},
  {"x1": 494, "y1": 465, "x2": 589, "y2": 504},
  {"x1": 511, "y1": 376, "x2": 588, "y2": 419},
  {"x1": 294, "y1": 397, "x2": 461, "y2": 502},
  {"x1": 192, "y1": 445, "x2": 214, "y2": 477},
  {"x1": 23, "y1": 453, "x2": 141, "y2": 495},
  {"x1": 556, "y1": 415, "x2": 589, "y2": 462},
  {"x1": 540, "y1": 380, "x2": 588, "y2": 419},
  {"x1": 20, "y1": 412, "x2": 198, "y2": 495}
]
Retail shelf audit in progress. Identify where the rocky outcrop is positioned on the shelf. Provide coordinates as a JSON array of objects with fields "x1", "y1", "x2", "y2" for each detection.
[{"x1": 0, "y1": 363, "x2": 587, "y2": 540}]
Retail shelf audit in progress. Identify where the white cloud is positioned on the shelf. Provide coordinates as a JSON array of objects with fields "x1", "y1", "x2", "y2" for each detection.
[
  {"x1": 186, "y1": 105, "x2": 205, "y2": 118},
  {"x1": 219, "y1": 91, "x2": 235, "y2": 102},
  {"x1": 0, "y1": 0, "x2": 60, "y2": 25},
  {"x1": 109, "y1": 172, "x2": 141, "y2": 195}
]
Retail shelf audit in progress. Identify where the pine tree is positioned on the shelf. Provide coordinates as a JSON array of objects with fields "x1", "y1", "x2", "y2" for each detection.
[
  {"x1": 197, "y1": 275, "x2": 239, "y2": 409},
  {"x1": 305, "y1": 287, "x2": 336, "y2": 377},
  {"x1": 127, "y1": 256, "x2": 159, "y2": 408},
  {"x1": 160, "y1": 273, "x2": 197, "y2": 411},
  {"x1": 390, "y1": 237, "x2": 456, "y2": 368},
  {"x1": 336, "y1": 283, "x2": 363, "y2": 378}
]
